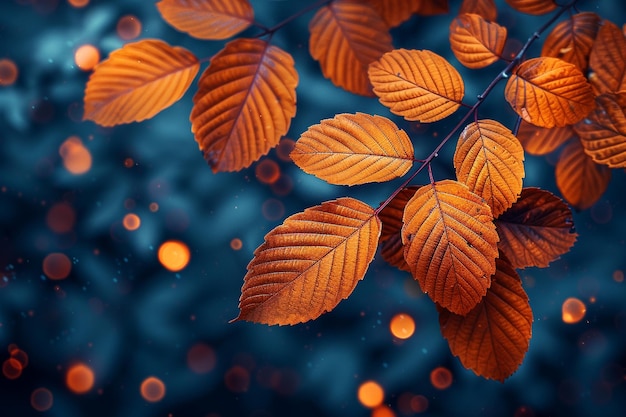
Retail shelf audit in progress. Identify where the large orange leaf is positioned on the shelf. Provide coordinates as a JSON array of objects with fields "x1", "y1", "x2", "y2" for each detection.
[
  {"x1": 439, "y1": 256, "x2": 532, "y2": 382},
  {"x1": 369, "y1": 49, "x2": 464, "y2": 122},
  {"x1": 555, "y1": 139, "x2": 611, "y2": 210},
  {"x1": 454, "y1": 119, "x2": 525, "y2": 217},
  {"x1": 190, "y1": 38, "x2": 298, "y2": 172},
  {"x1": 83, "y1": 39, "x2": 200, "y2": 127},
  {"x1": 574, "y1": 93, "x2": 626, "y2": 168},
  {"x1": 366, "y1": 0, "x2": 448, "y2": 27},
  {"x1": 495, "y1": 187, "x2": 577, "y2": 269},
  {"x1": 290, "y1": 113, "x2": 414, "y2": 186},
  {"x1": 589, "y1": 20, "x2": 626, "y2": 94},
  {"x1": 402, "y1": 180, "x2": 499, "y2": 315},
  {"x1": 541, "y1": 12, "x2": 600, "y2": 73},
  {"x1": 504, "y1": 57, "x2": 595, "y2": 128},
  {"x1": 504, "y1": 0, "x2": 556, "y2": 15},
  {"x1": 233, "y1": 197, "x2": 381, "y2": 325},
  {"x1": 156, "y1": 0, "x2": 254, "y2": 40},
  {"x1": 309, "y1": 0, "x2": 393, "y2": 96},
  {"x1": 459, "y1": 0, "x2": 497, "y2": 22},
  {"x1": 517, "y1": 121, "x2": 573, "y2": 155},
  {"x1": 449, "y1": 13, "x2": 507, "y2": 69}
]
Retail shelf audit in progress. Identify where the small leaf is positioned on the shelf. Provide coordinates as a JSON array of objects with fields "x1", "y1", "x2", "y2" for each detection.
[
  {"x1": 156, "y1": 0, "x2": 254, "y2": 40},
  {"x1": 83, "y1": 39, "x2": 200, "y2": 126},
  {"x1": 449, "y1": 13, "x2": 507, "y2": 69},
  {"x1": 190, "y1": 38, "x2": 298, "y2": 172},
  {"x1": 495, "y1": 187, "x2": 577, "y2": 269},
  {"x1": 505, "y1": 57, "x2": 595, "y2": 128},
  {"x1": 556, "y1": 139, "x2": 611, "y2": 210},
  {"x1": 459, "y1": 0, "x2": 497, "y2": 22},
  {"x1": 366, "y1": 0, "x2": 449, "y2": 27},
  {"x1": 454, "y1": 119, "x2": 525, "y2": 217},
  {"x1": 402, "y1": 180, "x2": 499, "y2": 315},
  {"x1": 290, "y1": 113, "x2": 414, "y2": 186},
  {"x1": 309, "y1": 0, "x2": 393, "y2": 96},
  {"x1": 504, "y1": 0, "x2": 556, "y2": 15},
  {"x1": 589, "y1": 20, "x2": 626, "y2": 94},
  {"x1": 369, "y1": 49, "x2": 464, "y2": 122},
  {"x1": 541, "y1": 12, "x2": 600, "y2": 73},
  {"x1": 517, "y1": 121, "x2": 573, "y2": 155},
  {"x1": 439, "y1": 255, "x2": 532, "y2": 382},
  {"x1": 234, "y1": 197, "x2": 381, "y2": 325}
]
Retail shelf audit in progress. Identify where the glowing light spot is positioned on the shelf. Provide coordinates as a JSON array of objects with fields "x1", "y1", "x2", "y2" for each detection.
[
  {"x1": 10, "y1": 346, "x2": 28, "y2": 368},
  {"x1": 262, "y1": 198, "x2": 285, "y2": 221},
  {"x1": 276, "y1": 138, "x2": 296, "y2": 162},
  {"x1": 59, "y1": 136, "x2": 92, "y2": 175},
  {"x1": 140, "y1": 376, "x2": 166, "y2": 402},
  {"x1": 270, "y1": 174, "x2": 293, "y2": 196},
  {"x1": 31, "y1": 388, "x2": 53, "y2": 412},
  {"x1": 43, "y1": 252, "x2": 72, "y2": 280},
  {"x1": 68, "y1": 0, "x2": 89, "y2": 7},
  {"x1": 0, "y1": 59, "x2": 18, "y2": 86},
  {"x1": 66, "y1": 363, "x2": 95, "y2": 394},
  {"x1": 149, "y1": 202, "x2": 159, "y2": 212},
  {"x1": 158, "y1": 240, "x2": 190, "y2": 272},
  {"x1": 358, "y1": 380, "x2": 384, "y2": 408},
  {"x1": 613, "y1": 270, "x2": 624, "y2": 283},
  {"x1": 123, "y1": 213, "x2": 141, "y2": 231},
  {"x1": 562, "y1": 297, "x2": 586, "y2": 324},
  {"x1": 230, "y1": 238, "x2": 243, "y2": 251},
  {"x1": 410, "y1": 394, "x2": 429, "y2": 413},
  {"x1": 372, "y1": 405, "x2": 395, "y2": 417},
  {"x1": 224, "y1": 365, "x2": 250, "y2": 393},
  {"x1": 74, "y1": 45, "x2": 100, "y2": 71},
  {"x1": 430, "y1": 367, "x2": 453, "y2": 390},
  {"x1": 46, "y1": 202, "x2": 75, "y2": 233},
  {"x1": 124, "y1": 158, "x2": 134, "y2": 168},
  {"x1": 117, "y1": 15, "x2": 142, "y2": 40},
  {"x1": 2, "y1": 358, "x2": 23, "y2": 379},
  {"x1": 187, "y1": 343, "x2": 216, "y2": 374},
  {"x1": 255, "y1": 159, "x2": 280, "y2": 184},
  {"x1": 390, "y1": 313, "x2": 415, "y2": 340}
]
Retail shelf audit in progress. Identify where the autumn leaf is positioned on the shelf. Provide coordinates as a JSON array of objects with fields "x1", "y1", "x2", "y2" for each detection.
[
  {"x1": 454, "y1": 119, "x2": 525, "y2": 217},
  {"x1": 459, "y1": 0, "x2": 497, "y2": 22},
  {"x1": 504, "y1": 0, "x2": 556, "y2": 15},
  {"x1": 556, "y1": 139, "x2": 611, "y2": 210},
  {"x1": 495, "y1": 187, "x2": 577, "y2": 269},
  {"x1": 369, "y1": 49, "x2": 464, "y2": 122},
  {"x1": 449, "y1": 13, "x2": 507, "y2": 69},
  {"x1": 83, "y1": 39, "x2": 200, "y2": 127},
  {"x1": 439, "y1": 255, "x2": 532, "y2": 382},
  {"x1": 589, "y1": 20, "x2": 626, "y2": 94},
  {"x1": 504, "y1": 57, "x2": 595, "y2": 128},
  {"x1": 190, "y1": 38, "x2": 298, "y2": 173},
  {"x1": 517, "y1": 121, "x2": 573, "y2": 155},
  {"x1": 233, "y1": 198, "x2": 381, "y2": 325},
  {"x1": 402, "y1": 180, "x2": 499, "y2": 315},
  {"x1": 309, "y1": 0, "x2": 393, "y2": 96},
  {"x1": 541, "y1": 12, "x2": 600, "y2": 73},
  {"x1": 366, "y1": 0, "x2": 449, "y2": 27},
  {"x1": 156, "y1": 0, "x2": 254, "y2": 40}
]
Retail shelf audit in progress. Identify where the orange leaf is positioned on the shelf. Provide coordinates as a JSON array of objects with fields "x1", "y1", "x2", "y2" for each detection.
[
  {"x1": 156, "y1": 0, "x2": 254, "y2": 40},
  {"x1": 589, "y1": 20, "x2": 626, "y2": 94},
  {"x1": 309, "y1": 0, "x2": 393, "y2": 96},
  {"x1": 366, "y1": 0, "x2": 449, "y2": 27},
  {"x1": 190, "y1": 38, "x2": 298, "y2": 172},
  {"x1": 233, "y1": 197, "x2": 381, "y2": 325},
  {"x1": 541, "y1": 12, "x2": 600, "y2": 73},
  {"x1": 290, "y1": 113, "x2": 414, "y2": 186},
  {"x1": 369, "y1": 49, "x2": 464, "y2": 122},
  {"x1": 449, "y1": 13, "x2": 507, "y2": 69},
  {"x1": 574, "y1": 92, "x2": 626, "y2": 168},
  {"x1": 83, "y1": 39, "x2": 199, "y2": 127},
  {"x1": 504, "y1": 0, "x2": 556, "y2": 15},
  {"x1": 517, "y1": 121, "x2": 573, "y2": 155},
  {"x1": 454, "y1": 119, "x2": 525, "y2": 217},
  {"x1": 504, "y1": 57, "x2": 595, "y2": 128},
  {"x1": 556, "y1": 139, "x2": 611, "y2": 210},
  {"x1": 402, "y1": 180, "x2": 499, "y2": 315},
  {"x1": 439, "y1": 255, "x2": 532, "y2": 382},
  {"x1": 459, "y1": 0, "x2": 497, "y2": 22},
  {"x1": 495, "y1": 187, "x2": 577, "y2": 269}
]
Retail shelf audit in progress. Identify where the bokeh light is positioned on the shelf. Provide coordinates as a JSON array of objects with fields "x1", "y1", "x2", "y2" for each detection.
[
  {"x1": 613, "y1": 270, "x2": 624, "y2": 283},
  {"x1": 66, "y1": 363, "x2": 95, "y2": 394},
  {"x1": 224, "y1": 365, "x2": 250, "y2": 393},
  {"x1": 562, "y1": 297, "x2": 587, "y2": 324},
  {"x1": 140, "y1": 376, "x2": 166, "y2": 402},
  {"x1": 270, "y1": 174, "x2": 293, "y2": 196},
  {"x1": 430, "y1": 367, "x2": 453, "y2": 390},
  {"x1": 389, "y1": 313, "x2": 415, "y2": 340},
  {"x1": 122, "y1": 213, "x2": 141, "y2": 231},
  {"x1": 117, "y1": 15, "x2": 142, "y2": 40},
  {"x1": 372, "y1": 405, "x2": 395, "y2": 417},
  {"x1": 59, "y1": 136, "x2": 92, "y2": 175},
  {"x1": 74, "y1": 44, "x2": 100, "y2": 71},
  {"x1": 157, "y1": 240, "x2": 190, "y2": 272},
  {"x1": 255, "y1": 159, "x2": 281, "y2": 184},
  {"x1": 230, "y1": 238, "x2": 243, "y2": 251},
  {"x1": 2, "y1": 358, "x2": 23, "y2": 379},
  {"x1": 9, "y1": 345, "x2": 28, "y2": 368},
  {"x1": 46, "y1": 202, "x2": 76, "y2": 233},
  {"x1": 358, "y1": 380, "x2": 384, "y2": 408},
  {"x1": 67, "y1": 0, "x2": 89, "y2": 7},
  {"x1": 31, "y1": 388, "x2": 53, "y2": 412},
  {"x1": 276, "y1": 138, "x2": 296, "y2": 162},
  {"x1": 0, "y1": 58, "x2": 18, "y2": 86},
  {"x1": 187, "y1": 343, "x2": 216, "y2": 374},
  {"x1": 42, "y1": 252, "x2": 72, "y2": 280},
  {"x1": 262, "y1": 198, "x2": 285, "y2": 221}
]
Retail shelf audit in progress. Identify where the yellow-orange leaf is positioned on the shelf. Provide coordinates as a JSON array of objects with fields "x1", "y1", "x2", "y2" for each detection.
[
  {"x1": 156, "y1": 0, "x2": 254, "y2": 40},
  {"x1": 366, "y1": 0, "x2": 448, "y2": 27},
  {"x1": 495, "y1": 187, "x2": 577, "y2": 269},
  {"x1": 449, "y1": 13, "x2": 507, "y2": 69},
  {"x1": 556, "y1": 139, "x2": 611, "y2": 210},
  {"x1": 459, "y1": 0, "x2": 497, "y2": 22},
  {"x1": 439, "y1": 256, "x2": 532, "y2": 382},
  {"x1": 504, "y1": 0, "x2": 556, "y2": 15},
  {"x1": 517, "y1": 121, "x2": 573, "y2": 155},
  {"x1": 233, "y1": 198, "x2": 381, "y2": 325},
  {"x1": 83, "y1": 39, "x2": 199, "y2": 127},
  {"x1": 309, "y1": 1, "x2": 393, "y2": 96},
  {"x1": 589, "y1": 20, "x2": 626, "y2": 94},
  {"x1": 574, "y1": 93, "x2": 626, "y2": 168},
  {"x1": 504, "y1": 57, "x2": 595, "y2": 128},
  {"x1": 541, "y1": 12, "x2": 600, "y2": 73},
  {"x1": 290, "y1": 113, "x2": 414, "y2": 186},
  {"x1": 402, "y1": 180, "x2": 499, "y2": 315},
  {"x1": 454, "y1": 119, "x2": 525, "y2": 217},
  {"x1": 190, "y1": 38, "x2": 298, "y2": 172},
  {"x1": 369, "y1": 49, "x2": 464, "y2": 122}
]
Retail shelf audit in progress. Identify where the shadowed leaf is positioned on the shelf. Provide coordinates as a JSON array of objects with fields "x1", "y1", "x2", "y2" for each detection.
[
  {"x1": 459, "y1": 0, "x2": 497, "y2": 22},
  {"x1": 541, "y1": 12, "x2": 600, "y2": 73},
  {"x1": 379, "y1": 186, "x2": 420, "y2": 272},
  {"x1": 517, "y1": 121, "x2": 573, "y2": 155},
  {"x1": 449, "y1": 13, "x2": 507, "y2": 69},
  {"x1": 504, "y1": 0, "x2": 556, "y2": 15},
  {"x1": 367, "y1": 0, "x2": 448, "y2": 27},
  {"x1": 589, "y1": 20, "x2": 626, "y2": 94}
]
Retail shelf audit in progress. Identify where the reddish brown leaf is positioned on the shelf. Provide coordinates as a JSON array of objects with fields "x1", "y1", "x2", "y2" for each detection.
[
  {"x1": 367, "y1": 0, "x2": 448, "y2": 27},
  {"x1": 439, "y1": 256, "x2": 532, "y2": 382},
  {"x1": 541, "y1": 12, "x2": 600, "y2": 73},
  {"x1": 190, "y1": 38, "x2": 298, "y2": 172},
  {"x1": 504, "y1": 0, "x2": 556, "y2": 15},
  {"x1": 589, "y1": 20, "x2": 626, "y2": 94},
  {"x1": 413, "y1": 0, "x2": 449, "y2": 16},
  {"x1": 290, "y1": 113, "x2": 414, "y2": 186},
  {"x1": 449, "y1": 13, "x2": 507, "y2": 69},
  {"x1": 156, "y1": 0, "x2": 254, "y2": 40},
  {"x1": 369, "y1": 49, "x2": 464, "y2": 122},
  {"x1": 233, "y1": 198, "x2": 381, "y2": 325},
  {"x1": 459, "y1": 0, "x2": 497, "y2": 22},
  {"x1": 402, "y1": 180, "x2": 499, "y2": 315},
  {"x1": 517, "y1": 121, "x2": 573, "y2": 155},
  {"x1": 556, "y1": 139, "x2": 611, "y2": 210},
  {"x1": 505, "y1": 57, "x2": 595, "y2": 128},
  {"x1": 495, "y1": 187, "x2": 577, "y2": 269},
  {"x1": 309, "y1": 0, "x2": 393, "y2": 96},
  {"x1": 83, "y1": 39, "x2": 200, "y2": 126}
]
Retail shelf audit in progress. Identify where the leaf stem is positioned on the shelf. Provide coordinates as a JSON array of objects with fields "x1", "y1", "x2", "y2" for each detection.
[{"x1": 255, "y1": 0, "x2": 332, "y2": 38}]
